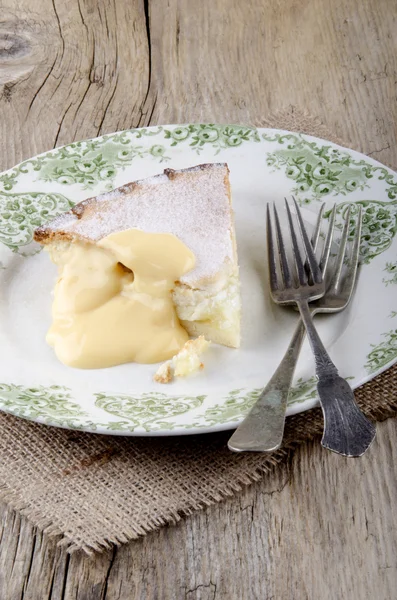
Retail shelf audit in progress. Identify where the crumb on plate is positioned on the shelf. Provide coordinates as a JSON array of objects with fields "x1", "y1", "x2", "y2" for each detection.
[{"x1": 154, "y1": 336, "x2": 210, "y2": 384}]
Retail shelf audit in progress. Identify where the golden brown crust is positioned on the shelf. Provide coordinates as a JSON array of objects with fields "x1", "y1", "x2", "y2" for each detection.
[{"x1": 34, "y1": 229, "x2": 74, "y2": 244}]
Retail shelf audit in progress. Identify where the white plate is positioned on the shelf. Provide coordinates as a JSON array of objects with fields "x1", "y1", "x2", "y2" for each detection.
[{"x1": 0, "y1": 125, "x2": 396, "y2": 435}]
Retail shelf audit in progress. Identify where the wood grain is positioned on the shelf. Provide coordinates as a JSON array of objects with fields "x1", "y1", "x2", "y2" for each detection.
[
  {"x1": 0, "y1": 0, "x2": 397, "y2": 598},
  {"x1": 0, "y1": 0, "x2": 150, "y2": 171},
  {"x1": 147, "y1": 0, "x2": 397, "y2": 169}
]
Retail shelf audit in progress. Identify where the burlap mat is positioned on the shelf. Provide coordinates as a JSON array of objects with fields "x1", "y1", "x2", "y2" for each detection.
[{"x1": 1, "y1": 110, "x2": 396, "y2": 554}]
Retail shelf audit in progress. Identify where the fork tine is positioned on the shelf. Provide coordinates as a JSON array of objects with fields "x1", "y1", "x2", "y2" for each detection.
[
  {"x1": 273, "y1": 204, "x2": 293, "y2": 288},
  {"x1": 285, "y1": 199, "x2": 307, "y2": 286},
  {"x1": 319, "y1": 203, "x2": 336, "y2": 273},
  {"x1": 331, "y1": 204, "x2": 352, "y2": 290},
  {"x1": 291, "y1": 197, "x2": 322, "y2": 284},
  {"x1": 336, "y1": 205, "x2": 363, "y2": 294},
  {"x1": 304, "y1": 203, "x2": 325, "y2": 283},
  {"x1": 266, "y1": 204, "x2": 278, "y2": 292},
  {"x1": 311, "y1": 202, "x2": 326, "y2": 252}
]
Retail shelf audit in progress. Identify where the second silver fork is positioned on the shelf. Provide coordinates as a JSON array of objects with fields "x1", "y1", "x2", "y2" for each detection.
[{"x1": 229, "y1": 200, "x2": 376, "y2": 457}]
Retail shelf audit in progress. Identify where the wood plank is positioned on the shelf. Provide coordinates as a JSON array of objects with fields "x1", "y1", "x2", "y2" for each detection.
[
  {"x1": 147, "y1": 0, "x2": 397, "y2": 168},
  {"x1": 0, "y1": 0, "x2": 150, "y2": 172},
  {"x1": 0, "y1": 0, "x2": 396, "y2": 597}
]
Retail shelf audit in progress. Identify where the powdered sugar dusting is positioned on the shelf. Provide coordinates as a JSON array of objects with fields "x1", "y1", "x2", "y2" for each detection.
[{"x1": 47, "y1": 164, "x2": 234, "y2": 285}]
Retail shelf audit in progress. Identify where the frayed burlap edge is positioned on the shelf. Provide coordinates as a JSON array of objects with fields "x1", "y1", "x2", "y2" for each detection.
[{"x1": 0, "y1": 109, "x2": 395, "y2": 554}]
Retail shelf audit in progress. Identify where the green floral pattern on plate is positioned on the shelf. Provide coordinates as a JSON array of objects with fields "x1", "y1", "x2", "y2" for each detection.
[
  {"x1": 0, "y1": 129, "x2": 170, "y2": 192},
  {"x1": 0, "y1": 192, "x2": 72, "y2": 253},
  {"x1": 263, "y1": 133, "x2": 397, "y2": 204},
  {"x1": 0, "y1": 125, "x2": 259, "y2": 193},
  {"x1": 95, "y1": 391, "x2": 206, "y2": 431},
  {"x1": 383, "y1": 261, "x2": 397, "y2": 286},
  {"x1": 0, "y1": 383, "x2": 89, "y2": 427},
  {"x1": 0, "y1": 383, "x2": 205, "y2": 432},
  {"x1": 0, "y1": 381, "x2": 329, "y2": 432},
  {"x1": 365, "y1": 325, "x2": 397, "y2": 374},
  {"x1": 198, "y1": 378, "x2": 319, "y2": 427},
  {"x1": 324, "y1": 199, "x2": 397, "y2": 263},
  {"x1": 41, "y1": 137, "x2": 170, "y2": 191},
  {"x1": 163, "y1": 124, "x2": 260, "y2": 154}
]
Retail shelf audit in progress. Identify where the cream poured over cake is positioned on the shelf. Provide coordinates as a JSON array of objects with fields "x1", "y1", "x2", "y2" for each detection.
[{"x1": 34, "y1": 163, "x2": 241, "y2": 368}]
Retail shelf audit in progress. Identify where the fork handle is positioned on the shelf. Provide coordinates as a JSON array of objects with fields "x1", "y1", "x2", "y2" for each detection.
[
  {"x1": 228, "y1": 320, "x2": 306, "y2": 452},
  {"x1": 298, "y1": 300, "x2": 376, "y2": 457}
]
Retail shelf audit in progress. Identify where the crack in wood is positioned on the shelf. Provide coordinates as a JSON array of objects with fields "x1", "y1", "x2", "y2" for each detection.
[
  {"x1": 143, "y1": 0, "x2": 151, "y2": 95},
  {"x1": 77, "y1": 0, "x2": 89, "y2": 37},
  {"x1": 101, "y1": 547, "x2": 117, "y2": 599},
  {"x1": 47, "y1": 565, "x2": 57, "y2": 600},
  {"x1": 137, "y1": 0, "x2": 155, "y2": 127},
  {"x1": 20, "y1": 531, "x2": 37, "y2": 599},
  {"x1": 367, "y1": 144, "x2": 391, "y2": 156},
  {"x1": 27, "y1": 53, "x2": 58, "y2": 114},
  {"x1": 53, "y1": 101, "x2": 72, "y2": 147},
  {"x1": 147, "y1": 92, "x2": 158, "y2": 125},
  {"x1": 184, "y1": 581, "x2": 217, "y2": 599},
  {"x1": 10, "y1": 512, "x2": 21, "y2": 578},
  {"x1": 51, "y1": 0, "x2": 65, "y2": 58},
  {"x1": 59, "y1": 553, "x2": 70, "y2": 600},
  {"x1": 96, "y1": 73, "x2": 119, "y2": 136}
]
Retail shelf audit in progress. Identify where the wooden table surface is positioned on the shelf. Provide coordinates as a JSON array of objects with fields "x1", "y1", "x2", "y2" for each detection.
[{"x1": 1, "y1": 0, "x2": 397, "y2": 598}]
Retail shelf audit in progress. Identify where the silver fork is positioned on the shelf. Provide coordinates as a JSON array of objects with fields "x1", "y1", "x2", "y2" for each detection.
[
  {"x1": 229, "y1": 201, "x2": 331, "y2": 453},
  {"x1": 229, "y1": 199, "x2": 376, "y2": 457}
]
